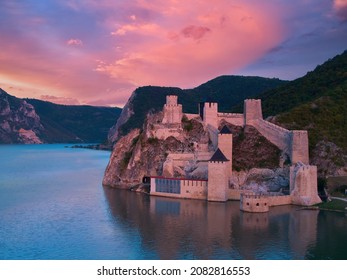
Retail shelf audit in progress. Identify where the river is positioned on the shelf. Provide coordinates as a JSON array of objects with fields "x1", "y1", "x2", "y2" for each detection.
[{"x1": 0, "y1": 144, "x2": 346, "y2": 259}]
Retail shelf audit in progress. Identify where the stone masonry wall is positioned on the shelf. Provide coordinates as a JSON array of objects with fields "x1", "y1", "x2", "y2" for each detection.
[
  {"x1": 150, "y1": 177, "x2": 207, "y2": 200},
  {"x1": 218, "y1": 113, "x2": 244, "y2": 126},
  {"x1": 253, "y1": 119, "x2": 291, "y2": 151}
]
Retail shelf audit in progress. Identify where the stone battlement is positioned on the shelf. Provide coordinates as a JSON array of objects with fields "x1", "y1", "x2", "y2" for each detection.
[
  {"x1": 240, "y1": 193, "x2": 269, "y2": 212},
  {"x1": 217, "y1": 113, "x2": 244, "y2": 126}
]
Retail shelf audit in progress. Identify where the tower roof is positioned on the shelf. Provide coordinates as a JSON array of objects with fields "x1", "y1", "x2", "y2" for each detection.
[
  {"x1": 219, "y1": 125, "x2": 232, "y2": 134},
  {"x1": 209, "y1": 148, "x2": 230, "y2": 162}
]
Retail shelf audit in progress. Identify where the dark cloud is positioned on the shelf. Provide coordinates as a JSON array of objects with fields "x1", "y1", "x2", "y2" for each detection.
[{"x1": 181, "y1": 25, "x2": 211, "y2": 40}]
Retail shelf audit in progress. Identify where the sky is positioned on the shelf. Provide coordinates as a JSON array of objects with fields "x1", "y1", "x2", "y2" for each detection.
[{"x1": 0, "y1": 0, "x2": 346, "y2": 107}]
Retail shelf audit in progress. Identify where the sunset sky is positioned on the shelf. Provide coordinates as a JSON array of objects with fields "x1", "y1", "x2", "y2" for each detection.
[{"x1": 0, "y1": 0, "x2": 346, "y2": 107}]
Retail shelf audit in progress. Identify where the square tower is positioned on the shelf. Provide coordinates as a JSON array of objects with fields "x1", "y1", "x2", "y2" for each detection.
[
  {"x1": 208, "y1": 148, "x2": 229, "y2": 202},
  {"x1": 200, "y1": 102, "x2": 218, "y2": 129},
  {"x1": 244, "y1": 99, "x2": 263, "y2": 125},
  {"x1": 290, "y1": 130, "x2": 309, "y2": 164},
  {"x1": 162, "y1": 95, "x2": 182, "y2": 124}
]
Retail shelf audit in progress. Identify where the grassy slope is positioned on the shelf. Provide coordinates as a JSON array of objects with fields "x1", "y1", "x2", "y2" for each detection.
[
  {"x1": 264, "y1": 51, "x2": 347, "y2": 152},
  {"x1": 231, "y1": 50, "x2": 347, "y2": 153}
]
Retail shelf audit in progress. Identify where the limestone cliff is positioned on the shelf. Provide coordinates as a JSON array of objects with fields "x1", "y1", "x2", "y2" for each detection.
[
  {"x1": 0, "y1": 89, "x2": 43, "y2": 144},
  {"x1": 107, "y1": 90, "x2": 136, "y2": 144},
  {"x1": 103, "y1": 112, "x2": 211, "y2": 188},
  {"x1": 1, "y1": 88, "x2": 122, "y2": 144},
  {"x1": 103, "y1": 112, "x2": 283, "y2": 189}
]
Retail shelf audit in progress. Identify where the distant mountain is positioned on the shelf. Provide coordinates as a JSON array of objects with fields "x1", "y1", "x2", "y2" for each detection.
[
  {"x1": 0, "y1": 89, "x2": 122, "y2": 144},
  {"x1": 109, "y1": 75, "x2": 287, "y2": 142}
]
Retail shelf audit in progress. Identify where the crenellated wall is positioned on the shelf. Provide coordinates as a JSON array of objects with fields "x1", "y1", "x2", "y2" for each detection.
[
  {"x1": 150, "y1": 176, "x2": 208, "y2": 200},
  {"x1": 218, "y1": 113, "x2": 244, "y2": 126},
  {"x1": 185, "y1": 113, "x2": 200, "y2": 120}
]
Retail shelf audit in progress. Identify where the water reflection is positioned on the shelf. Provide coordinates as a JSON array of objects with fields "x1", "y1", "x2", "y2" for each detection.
[{"x1": 103, "y1": 187, "x2": 347, "y2": 260}]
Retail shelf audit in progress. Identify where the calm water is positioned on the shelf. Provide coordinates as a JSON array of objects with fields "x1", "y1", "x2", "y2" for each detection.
[{"x1": 0, "y1": 144, "x2": 346, "y2": 260}]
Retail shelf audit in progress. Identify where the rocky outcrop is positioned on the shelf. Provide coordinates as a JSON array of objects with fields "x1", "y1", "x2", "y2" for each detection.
[
  {"x1": 107, "y1": 90, "x2": 136, "y2": 144},
  {"x1": 311, "y1": 140, "x2": 347, "y2": 177},
  {"x1": 103, "y1": 111, "x2": 284, "y2": 189},
  {"x1": 0, "y1": 89, "x2": 44, "y2": 144},
  {"x1": 231, "y1": 168, "x2": 290, "y2": 193},
  {"x1": 103, "y1": 112, "x2": 211, "y2": 188}
]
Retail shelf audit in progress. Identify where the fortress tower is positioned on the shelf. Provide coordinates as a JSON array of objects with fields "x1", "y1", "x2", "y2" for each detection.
[
  {"x1": 218, "y1": 126, "x2": 233, "y2": 179},
  {"x1": 244, "y1": 99, "x2": 263, "y2": 125},
  {"x1": 290, "y1": 163, "x2": 321, "y2": 206},
  {"x1": 208, "y1": 149, "x2": 229, "y2": 202},
  {"x1": 199, "y1": 102, "x2": 218, "y2": 129},
  {"x1": 290, "y1": 130, "x2": 309, "y2": 164},
  {"x1": 162, "y1": 95, "x2": 182, "y2": 124}
]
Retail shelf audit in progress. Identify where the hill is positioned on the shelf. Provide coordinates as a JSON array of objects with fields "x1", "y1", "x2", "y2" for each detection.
[
  {"x1": 232, "y1": 50, "x2": 347, "y2": 177},
  {"x1": 26, "y1": 98, "x2": 121, "y2": 143},
  {"x1": 110, "y1": 75, "x2": 287, "y2": 142},
  {"x1": 0, "y1": 89, "x2": 121, "y2": 144}
]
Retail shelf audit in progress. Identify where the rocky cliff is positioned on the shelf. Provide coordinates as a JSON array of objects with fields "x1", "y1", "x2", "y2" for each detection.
[
  {"x1": 0, "y1": 88, "x2": 122, "y2": 144},
  {"x1": 0, "y1": 89, "x2": 43, "y2": 143},
  {"x1": 103, "y1": 110, "x2": 283, "y2": 189}
]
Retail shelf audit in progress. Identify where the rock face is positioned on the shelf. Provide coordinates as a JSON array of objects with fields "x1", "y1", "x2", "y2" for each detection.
[
  {"x1": 103, "y1": 110, "x2": 283, "y2": 189},
  {"x1": 230, "y1": 168, "x2": 290, "y2": 193},
  {"x1": 107, "y1": 90, "x2": 136, "y2": 144},
  {"x1": 103, "y1": 112, "x2": 211, "y2": 188},
  {"x1": 0, "y1": 89, "x2": 44, "y2": 143},
  {"x1": 311, "y1": 140, "x2": 347, "y2": 177}
]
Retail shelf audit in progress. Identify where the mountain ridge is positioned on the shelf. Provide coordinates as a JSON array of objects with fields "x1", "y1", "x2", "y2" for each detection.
[
  {"x1": 0, "y1": 89, "x2": 122, "y2": 144},
  {"x1": 109, "y1": 75, "x2": 287, "y2": 143}
]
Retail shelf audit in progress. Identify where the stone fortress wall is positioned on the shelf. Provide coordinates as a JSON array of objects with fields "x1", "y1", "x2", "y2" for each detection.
[
  {"x1": 243, "y1": 99, "x2": 309, "y2": 165},
  {"x1": 180, "y1": 97, "x2": 309, "y2": 165},
  {"x1": 150, "y1": 176, "x2": 208, "y2": 200},
  {"x1": 149, "y1": 95, "x2": 321, "y2": 210}
]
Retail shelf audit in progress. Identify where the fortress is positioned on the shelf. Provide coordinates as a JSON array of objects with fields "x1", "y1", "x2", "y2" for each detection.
[{"x1": 148, "y1": 95, "x2": 321, "y2": 211}]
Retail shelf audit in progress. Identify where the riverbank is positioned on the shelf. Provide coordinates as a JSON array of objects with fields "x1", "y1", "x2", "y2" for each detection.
[{"x1": 315, "y1": 197, "x2": 347, "y2": 212}]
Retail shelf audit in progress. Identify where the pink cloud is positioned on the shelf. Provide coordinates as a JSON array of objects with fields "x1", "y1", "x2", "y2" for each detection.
[
  {"x1": 96, "y1": 0, "x2": 285, "y2": 88},
  {"x1": 4, "y1": 0, "x2": 344, "y2": 107},
  {"x1": 40, "y1": 95, "x2": 81, "y2": 105},
  {"x1": 334, "y1": 0, "x2": 347, "y2": 21},
  {"x1": 66, "y1": 38, "x2": 83, "y2": 46}
]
